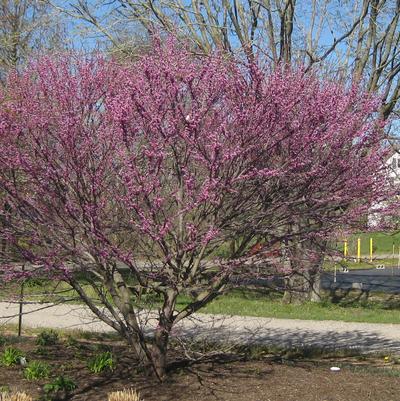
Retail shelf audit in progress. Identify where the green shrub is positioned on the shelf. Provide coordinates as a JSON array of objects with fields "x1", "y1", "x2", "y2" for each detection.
[
  {"x1": 24, "y1": 277, "x2": 50, "y2": 288},
  {"x1": 65, "y1": 335, "x2": 78, "y2": 348},
  {"x1": 36, "y1": 330, "x2": 58, "y2": 346},
  {"x1": 87, "y1": 351, "x2": 115, "y2": 374},
  {"x1": 23, "y1": 361, "x2": 50, "y2": 380},
  {"x1": 0, "y1": 334, "x2": 7, "y2": 347},
  {"x1": 1, "y1": 347, "x2": 24, "y2": 366},
  {"x1": 34, "y1": 346, "x2": 49, "y2": 357},
  {"x1": 43, "y1": 376, "x2": 77, "y2": 399}
]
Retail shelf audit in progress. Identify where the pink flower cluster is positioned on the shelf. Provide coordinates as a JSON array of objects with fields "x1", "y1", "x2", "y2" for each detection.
[{"x1": 0, "y1": 38, "x2": 390, "y2": 281}]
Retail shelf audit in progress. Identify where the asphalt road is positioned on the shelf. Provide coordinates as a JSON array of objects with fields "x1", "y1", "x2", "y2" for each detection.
[
  {"x1": 239, "y1": 267, "x2": 400, "y2": 293},
  {"x1": 321, "y1": 267, "x2": 400, "y2": 293},
  {"x1": 5, "y1": 262, "x2": 400, "y2": 293}
]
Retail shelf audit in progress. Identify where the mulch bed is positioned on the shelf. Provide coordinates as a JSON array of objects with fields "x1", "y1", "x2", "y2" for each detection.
[{"x1": 0, "y1": 334, "x2": 400, "y2": 401}]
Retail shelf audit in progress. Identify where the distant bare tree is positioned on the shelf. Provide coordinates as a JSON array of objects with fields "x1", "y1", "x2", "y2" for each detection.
[
  {"x1": 61, "y1": 0, "x2": 400, "y2": 119},
  {"x1": 0, "y1": 0, "x2": 66, "y2": 80}
]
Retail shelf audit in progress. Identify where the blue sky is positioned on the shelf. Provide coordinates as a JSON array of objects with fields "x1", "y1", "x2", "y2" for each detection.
[{"x1": 56, "y1": 0, "x2": 343, "y2": 55}]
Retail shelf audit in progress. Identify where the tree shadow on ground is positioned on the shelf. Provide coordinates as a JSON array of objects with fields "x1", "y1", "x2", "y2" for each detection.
[
  {"x1": 69, "y1": 351, "x2": 265, "y2": 401},
  {"x1": 328, "y1": 287, "x2": 400, "y2": 309},
  {"x1": 174, "y1": 316, "x2": 400, "y2": 355}
]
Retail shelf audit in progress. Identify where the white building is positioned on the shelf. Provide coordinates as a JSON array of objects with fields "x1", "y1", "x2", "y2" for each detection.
[
  {"x1": 368, "y1": 149, "x2": 399, "y2": 227},
  {"x1": 387, "y1": 151, "x2": 400, "y2": 185}
]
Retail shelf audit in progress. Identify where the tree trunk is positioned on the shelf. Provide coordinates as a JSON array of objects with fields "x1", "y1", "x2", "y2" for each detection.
[
  {"x1": 282, "y1": 271, "x2": 311, "y2": 303},
  {"x1": 150, "y1": 328, "x2": 169, "y2": 381},
  {"x1": 282, "y1": 269, "x2": 322, "y2": 303},
  {"x1": 310, "y1": 271, "x2": 321, "y2": 303},
  {"x1": 282, "y1": 238, "x2": 325, "y2": 304}
]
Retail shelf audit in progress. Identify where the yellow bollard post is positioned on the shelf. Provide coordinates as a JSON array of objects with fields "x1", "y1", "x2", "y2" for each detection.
[
  {"x1": 398, "y1": 245, "x2": 400, "y2": 270},
  {"x1": 393, "y1": 243, "x2": 396, "y2": 276},
  {"x1": 344, "y1": 239, "x2": 348, "y2": 258},
  {"x1": 357, "y1": 238, "x2": 361, "y2": 263},
  {"x1": 369, "y1": 238, "x2": 373, "y2": 262}
]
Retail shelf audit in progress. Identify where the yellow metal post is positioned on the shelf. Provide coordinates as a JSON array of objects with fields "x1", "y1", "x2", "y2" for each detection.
[
  {"x1": 369, "y1": 238, "x2": 373, "y2": 262},
  {"x1": 357, "y1": 238, "x2": 361, "y2": 263},
  {"x1": 344, "y1": 240, "x2": 348, "y2": 258},
  {"x1": 398, "y1": 245, "x2": 400, "y2": 270},
  {"x1": 393, "y1": 243, "x2": 396, "y2": 276}
]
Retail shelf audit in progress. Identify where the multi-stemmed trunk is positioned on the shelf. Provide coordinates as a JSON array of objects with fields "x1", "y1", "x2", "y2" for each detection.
[
  {"x1": 282, "y1": 268, "x2": 322, "y2": 303},
  {"x1": 282, "y1": 239, "x2": 325, "y2": 304},
  {"x1": 150, "y1": 327, "x2": 170, "y2": 381}
]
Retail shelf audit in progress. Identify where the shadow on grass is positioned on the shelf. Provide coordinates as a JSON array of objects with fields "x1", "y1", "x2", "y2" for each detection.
[{"x1": 327, "y1": 288, "x2": 400, "y2": 310}]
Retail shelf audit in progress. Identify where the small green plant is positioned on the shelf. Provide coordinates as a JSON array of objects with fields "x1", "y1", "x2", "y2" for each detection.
[
  {"x1": 65, "y1": 335, "x2": 78, "y2": 348},
  {"x1": 1, "y1": 347, "x2": 24, "y2": 366},
  {"x1": 34, "y1": 346, "x2": 50, "y2": 357},
  {"x1": 0, "y1": 385, "x2": 10, "y2": 393},
  {"x1": 87, "y1": 351, "x2": 115, "y2": 374},
  {"x1": 23, "y1": 361, "x2": 50, "y2": 380},
  {"x1": 43, "y1": 376, "x2": 77, "y2": 400},
  {"x1": 0, "y1": 334, "x2": 7, "y2": 347},
  {"x1": 24, "y1": 277, "x2": 49, "y2": 288},
  {"x1": 36, "y1": 330, "x2": 58, "y2": 346}
]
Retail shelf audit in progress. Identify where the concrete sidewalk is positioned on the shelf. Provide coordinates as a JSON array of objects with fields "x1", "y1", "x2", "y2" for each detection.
[{"x1": 1, "y1": 301, "x2": 400, "y2": 355}]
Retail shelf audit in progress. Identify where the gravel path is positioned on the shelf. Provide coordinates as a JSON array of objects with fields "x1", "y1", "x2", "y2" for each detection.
[{"x1": 1, "y1": 301, "x2": 400, "y2": 354}]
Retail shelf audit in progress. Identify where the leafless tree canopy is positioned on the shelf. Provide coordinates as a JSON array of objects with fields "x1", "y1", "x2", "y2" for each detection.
[
  {"x1": 0, "y1": 0, "x2": 65, "y2": 80},
  {"x1": 63, "y1": 0, "x2": 400, "y2": 119}
]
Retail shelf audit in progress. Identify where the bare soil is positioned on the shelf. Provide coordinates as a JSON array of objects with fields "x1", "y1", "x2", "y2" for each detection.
[{"x1": 1, "y1": 335, "x2": 400, "y2": 401}]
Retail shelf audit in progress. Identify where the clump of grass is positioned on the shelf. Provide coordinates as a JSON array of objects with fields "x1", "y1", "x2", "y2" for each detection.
[
  {"x1": 108, "y1": 389, "x2": 141, "y2": 401},
  {"x1": 34, "y1": 346, "x2": 49, "y2": 357},
  {"x1": 36, "y1": 329, "x2": 59, "y2": 346},
  {"x1": 43, "y1": 376, "x2": 77, "y2": 399},
  {"x1": 65, "y1": 335, "x2": 78, "y2": 348},
  {"x1": 0, "y1": 334, "x2": 7, "y2": 347},
  {"x1": 1, "y1": 347, "x2": 24, "y2": 366},
  {"x1": 23, "y1": 360, "x2": 51, "y2": 380},
  {"x1": 87, "y1": 351, "x2": 115, "y2": 374},
  {"x1": 0, "y1": 392, "x2": 33, "y2": 401}
]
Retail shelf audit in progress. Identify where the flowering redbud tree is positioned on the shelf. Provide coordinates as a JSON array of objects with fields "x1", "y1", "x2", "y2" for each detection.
[{"x1": 0, "y1": 40, "x2": 389, "y2": 379}]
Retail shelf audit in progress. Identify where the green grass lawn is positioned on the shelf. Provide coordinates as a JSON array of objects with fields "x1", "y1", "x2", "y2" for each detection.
[
  {"x1": 199, "y1": 290, "x2": 400, "y2": 324},
  {"x1": 338, "y1": 231, "x2": 400, "y2": 256},
  {"x1": 8, "y1": 278, "x2": 399, "y2": 325},
  {"x1": 213, "y1": 232, "x2": 400, "y2": 260},
  {"x1": 326, "y1": 231, "x2": 400, "y2": 270}
]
